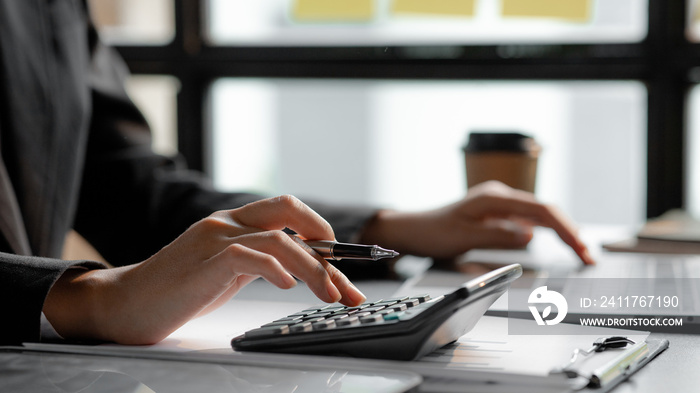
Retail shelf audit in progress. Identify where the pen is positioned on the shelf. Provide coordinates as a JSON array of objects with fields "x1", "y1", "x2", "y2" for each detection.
[{"x1": 304, "y1": 240, "x2": 400, "y2": 261}]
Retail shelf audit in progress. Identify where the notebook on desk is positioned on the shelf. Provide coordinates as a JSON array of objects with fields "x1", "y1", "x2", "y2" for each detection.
[{"x1": 602, "y1": 209, "x2": 700, "y2": 254}]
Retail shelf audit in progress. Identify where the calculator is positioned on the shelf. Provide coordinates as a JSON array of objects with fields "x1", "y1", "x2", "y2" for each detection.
[{"x1": 231, "y1": 263, "x2": 522, "y2": 361}]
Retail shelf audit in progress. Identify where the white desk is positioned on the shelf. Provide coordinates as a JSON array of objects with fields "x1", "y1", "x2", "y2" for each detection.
[
  {"x1": 236, "y1": 271, "x2": 695, "y2": 393},
  {"x1": 3, "y1": 226, "x2": 697, "y2": 392}
]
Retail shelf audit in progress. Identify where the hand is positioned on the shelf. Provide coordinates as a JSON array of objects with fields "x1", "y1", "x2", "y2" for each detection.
[
  {"x1": 44, "y1": 195, "x2": 366, "y2": 344},
  {"x1": 360, "y1": 181, "x2": 594, "y2": 265}
]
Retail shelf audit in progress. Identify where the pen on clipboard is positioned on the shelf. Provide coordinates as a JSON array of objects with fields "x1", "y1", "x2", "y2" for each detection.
[
  {"x1": 589, "y1": 341, "x2": 650, "y2": 388},
  {"x1": 553, "y1": 336, "x2": 652, "y2": 389},
  {"x1": 304, "y1": 240, "x2": 399, "y2": 261}
]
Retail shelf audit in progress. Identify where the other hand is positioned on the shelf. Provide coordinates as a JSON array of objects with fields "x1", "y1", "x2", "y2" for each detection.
[{"x1": 360, "y1": 181, "x2": 594, "y2": 265}]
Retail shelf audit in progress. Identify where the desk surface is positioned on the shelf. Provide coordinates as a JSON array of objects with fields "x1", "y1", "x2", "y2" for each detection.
[
  {"x1": 4, "y1": 226, "x2": 699, "y2": 393},
  {"x1": 613, "y1": 332, "x2": 700, "y2": 393},
  {"x1": 239, "y1": 269, "x2": 700, "y2": 393},
  {"x1": 3, "y1": 274, "x2": 696, "y2": 393}
]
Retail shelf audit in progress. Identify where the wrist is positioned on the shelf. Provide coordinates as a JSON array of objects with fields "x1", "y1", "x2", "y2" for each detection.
[
  {"x1": 43, "y1": 267, "x2": 112, "y2": 342},
  {"x1": 360, "y1": 209, "x2": 428, "y2": 257}
]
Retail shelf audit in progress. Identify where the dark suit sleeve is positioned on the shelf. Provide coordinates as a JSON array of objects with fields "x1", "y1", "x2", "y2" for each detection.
[
  {"x1": 0, "y1": 254, "x2": 105, "y2": 345},
  {"x1": 73, "y1": 29, "x2": 381, "y2": 269}
]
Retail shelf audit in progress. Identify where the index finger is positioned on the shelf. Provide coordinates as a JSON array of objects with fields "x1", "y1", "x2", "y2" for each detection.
[
  {"x1": 231, "y1": 195, "x2": 336, "y2": 242},
  {"x1": 475, "y1": 190, "x2": 595, "y2": 265}
]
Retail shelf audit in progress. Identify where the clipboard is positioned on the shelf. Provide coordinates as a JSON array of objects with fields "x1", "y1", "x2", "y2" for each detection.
[
  {"x1": 594, "y1": 339, "x2": 668, "y2": 392},
  {"x1": 550, "y1": 338, "x2": 669, "y2": 391}
]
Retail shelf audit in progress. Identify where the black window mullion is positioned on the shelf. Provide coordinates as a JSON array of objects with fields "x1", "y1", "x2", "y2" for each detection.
[
  {"x1": 174, "y1": 0, "x2": 206, "y2": 171},
  {"x1": 645, "y1": 0, "x2": 688, "y2": 218}
]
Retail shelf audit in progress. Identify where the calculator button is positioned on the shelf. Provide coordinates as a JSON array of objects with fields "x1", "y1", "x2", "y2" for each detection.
[
  {"x1": 301, "y1": 305, "x2": 329, "y2": 312},
  {"x1": 376, "y1": 308, "x2": 397, "y2": 316},
  {"x1": 245, "y1": 325, "x2": 290, "y2": 338},
  {"x1": 261, "y1": 320, "x2": 294, "y2": 328},
  {"x1": 303, "y1": 317, "x2": 326, "y2": 325},
  {"x1": 343, "y1": 306, "x2": 367, "y2": 313},
  {"x1": 388, "y1": 303, "x2": 408, "y2": 312},
  {"x1": 312, "y1": 319, "x2": 337, "y2": 330},
  {"x1": 289, "y1": 321, "x2": 313, "y2": 333},
  {"x1": 372, "y1": 300, "x2": 399, "y2": 307},
  {"x1": 287, "y1": 312, "x2": 313, "y2": 318},
  {"x1": 336, "y1": 316, "x2": 360, "y2": 327},
  {"x1": 396, "y1": 299, "x2": 440, "y2": 320},
  {"x1": 412, "y1": 295, "x2": 431, "y2": 303},
  {"x1": 382, "y1": 311, "x2": 405, "y2": 321},
  {"x1": 304, "y1": 311, "x2": 332, "y2": 319},
  {"x1": 359, "y1": 314, "x2": 384, "y2": 324},
  {"x1": 362, "y1": 305, "x2": 386, "y2": 313},
  {"x1": 424, "y1": 295, "x2": 445, "y2": 304},
  {"x1": 400, "y1": 299, "x2": 420, "y2": 308}
]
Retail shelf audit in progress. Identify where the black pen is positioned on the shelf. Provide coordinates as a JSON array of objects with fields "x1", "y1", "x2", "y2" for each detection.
[{"x1": 304, "y1": 240, "x2": 399, "y2": 261}]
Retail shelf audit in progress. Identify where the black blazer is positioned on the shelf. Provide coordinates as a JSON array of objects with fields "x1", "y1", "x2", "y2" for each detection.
[{"x1": 0, "y1": 0, "x2": 377, "y2": 345}]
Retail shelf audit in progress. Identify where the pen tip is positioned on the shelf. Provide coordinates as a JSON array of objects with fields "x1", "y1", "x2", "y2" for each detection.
[{"x1": 372, "y1": 247, "x2": 400, "y2": 260}]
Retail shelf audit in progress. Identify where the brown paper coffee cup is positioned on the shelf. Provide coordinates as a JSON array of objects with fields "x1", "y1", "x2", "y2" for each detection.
[{"x1": 463, "y1": 132, "x2": 541, "y2": 193}]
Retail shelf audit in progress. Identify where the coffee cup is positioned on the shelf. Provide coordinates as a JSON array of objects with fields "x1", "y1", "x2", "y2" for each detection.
[{"x1": 462, "y1": 132, "x2": 541, "y2": 193}]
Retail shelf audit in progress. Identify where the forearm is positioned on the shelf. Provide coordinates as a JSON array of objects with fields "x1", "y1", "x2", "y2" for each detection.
[
  {"x1": 43, "y1": 264, "x2": 183, "y2": 345},
  {"x1": 43, "y1": 267, "x2": 112, "y2": 343},
  {"x1": 359, "y1": 209, "x2": 437, "y2": 257},
  {"x1": 360, "y1": 208, "x2": 488, "y2": 260}
]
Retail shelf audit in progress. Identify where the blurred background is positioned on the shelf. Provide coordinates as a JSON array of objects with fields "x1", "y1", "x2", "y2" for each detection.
[{"x1": 87, "y1": 0, "x2": 700, "y2": 228}]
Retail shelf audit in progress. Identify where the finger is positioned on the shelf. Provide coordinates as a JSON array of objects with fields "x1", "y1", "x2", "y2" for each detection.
[
  {"x1": 196, "y1": 275, "x2": 261, "y2": 317},
  {"x1": 228, "y1": 231, "x2": 345, "y2": 304},
  {"x1": 472, "y1": 191, "x2": 595, "y2": 265},
  {"x1": 207, "y1": 242, "x2": 298, "y2": 290},
  {"x1": 325, "y1": 262, "x2": 366, "y2": 306},
  {"x1": 231, "y1": 195, "x2": 335, "y2": 241},
  {"x1": 289, "y1": 236, "x2": 366, "y2": 306},
  {"x1": 524, "y1": 205, "x2": 595, "y2": 265}
]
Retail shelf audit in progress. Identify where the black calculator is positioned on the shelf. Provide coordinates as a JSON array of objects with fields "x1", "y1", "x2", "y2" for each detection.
[{"x1": 231, "y1": 264, "x2": 522, "y2": 361}]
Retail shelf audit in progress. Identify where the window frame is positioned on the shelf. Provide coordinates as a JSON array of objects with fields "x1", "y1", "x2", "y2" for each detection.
[{"x1": 115, "y1": 0, "x2": 689, "y2": 219}]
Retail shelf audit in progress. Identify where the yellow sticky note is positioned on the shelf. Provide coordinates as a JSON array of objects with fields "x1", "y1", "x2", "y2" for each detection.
[
  {"x1": 502, "y1": 0, "x2": 591, "y2": 21},
  {"x1": 392, "y1": 0, "x2": 476, "y2": 17},
  {"x1": 292, "y1": 0, "x2": 375, "y2": 22}
]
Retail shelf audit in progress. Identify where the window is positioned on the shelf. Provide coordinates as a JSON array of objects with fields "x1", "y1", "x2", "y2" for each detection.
[
  {"x1": 124, "y1": 76, "x2": 180, "y2": 156},
  {"x1": 88, "y1": 1, "x2": 179, "y2": 155},
  {"x1": 207, "y1": 0, "x2": 647, "y2": 46},
  {"x1": 89, "y1": 0, "x2": 175, "y2": 45},
  {"x1": 107, "y1": 1, "x2": 691, "y2": 222},
  {"x1": 688, "y1": 0, "x2": 700, "y2": 42},
  {"x1": 210, "y1": 79, "x2": 646, "y2": 226},
  {"x1": 687, "y1": 87, "x2": 700, "y2": 217}
]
